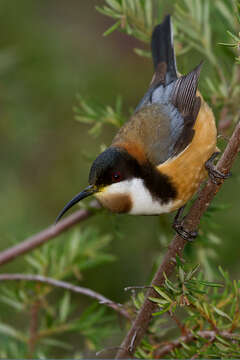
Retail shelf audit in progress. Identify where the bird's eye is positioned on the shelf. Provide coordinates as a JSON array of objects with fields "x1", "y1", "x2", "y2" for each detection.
[{"x1": 111, "y1": 171, "x2": 123, "y2": 183}]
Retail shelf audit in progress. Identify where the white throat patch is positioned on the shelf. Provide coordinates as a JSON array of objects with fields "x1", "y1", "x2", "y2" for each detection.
[{"x1": 96, "y1": 178, "x2": 174, "y2": 215}]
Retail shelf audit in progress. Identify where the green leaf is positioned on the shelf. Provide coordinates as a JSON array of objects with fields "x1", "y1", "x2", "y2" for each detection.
[
  {"x1": 153, "y1": 304, "x2": 171, "y2": 316},
  {"x1": 202, "y1": 303, "x2": 210, "y2": 318},
  {"x1": 215, "y1": 335, "x2": 231, "y2": 346},
  {"x1": 164, "y1": 278, "x2": 180, "y2": 293},
  {"x1": 218, "y1": 266, "x2": 229, "y2": 281},
  {"x1": 144, "y1": 0, "x2": 152, "y2": 27},
  {"x1": 148, "y1": 297, "x2": 170, "y2": 306},
  {"x1": 180, "y1": 340, "x2": 191, "y2": 351},
  {"x1": 187, "y1": 293, "x2": 198, "y2": 303},
  {"x1": 185, "y1": 264, "x2": 200, "y2": 281},
  {"x1": 105, "y1": 0, "x2": 122, "y2": 12},
  {"x1": 0, "y1": 294, "x2": 23, "y2": 311},
  {"x1": 197, "y1": 280, "x2": 223, "y2": 288},
  {"x1": 59, "y1": 292, "x2": 71, "y2": 323},
  {"x1": 103, "y1": 20, "x2": 121, "y2": 36},
  {"x1": 71, "y1": 304, "x2": 107, "y2": 332},
  {"x1": 132, "y1": 295, "x2": 141, "y2": 310},
  {"x1": 96, "y1": 5, "x2": 120, "y2": 18},
  {"x1": 216, "y1": 0, "x2": 234, "y2": 25},
  {"x1": 185, "y1": 284, "x2": 206, "y2": 294},
  {"x1": 227, "y1": 30, "x2": 240, "y2": 42},
  {"x1": 215, "y1": 341, "x2": 229, "y2": 352},
  {"x1": 153, "y1": 286, "x2": 172, "y2": 302},
  {"x1": 0, "y1": 322, "x2": 26, "y2": 342},
  {"x1": 134, "y1": 48, "x2": 151, "y2": 58},
  {"x1": 219, "y1": 42, "x2": 237, "y2": 48},
  {"x1": 178, "y1": 266, "x2": 185, "y2": 283},
  {"x1": 41, "y1": 337, "x2": 73, "y2": 350},
  {"x1": 68, "y1": 229, "x2": 81, "y2": 261},
  {"x1": 212, "y1": 306, "x2": 232, "y2": 322},
  {"x1": 25, "y1": 255, "x2": 43, "y2": 272}
]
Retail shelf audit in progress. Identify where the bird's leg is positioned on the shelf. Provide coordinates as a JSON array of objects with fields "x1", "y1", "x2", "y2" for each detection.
[
  {"x1": 205, "y1": 152, "x2": 231, "y2": 185},
  {"x1": 172, "y1": 206, "x2": 198, "y2": 242}
]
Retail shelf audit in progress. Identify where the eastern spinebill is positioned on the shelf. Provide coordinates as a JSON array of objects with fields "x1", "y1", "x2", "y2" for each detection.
[{"x1": 56, "y1": 15, "x2": 227, "y2": 240}]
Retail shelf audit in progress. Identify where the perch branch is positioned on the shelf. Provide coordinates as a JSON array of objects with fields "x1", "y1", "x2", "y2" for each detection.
[
  {"x1": 0, "y1": 273, "x2": 131, "y2": 320},
  {"x1": 0, "y1": 201, "x2": 100, "y2": 266},
  {"x1": 116, "y1": 120, "x2": 240, "y2": 358},
  {"x1": 154, "y1": 330, "x2": 240, "y2": 358}
]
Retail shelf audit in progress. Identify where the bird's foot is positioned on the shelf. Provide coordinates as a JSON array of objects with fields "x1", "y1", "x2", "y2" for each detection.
[
  {"x1": 205, "y1": 152, "x2": 231, "y2": 185},
  {"x1": 173, "y1": 206, "x2": 198, "y2": 242},
  {"x1": 173, "y1": 221, "x2": 198, "y2": 242}
]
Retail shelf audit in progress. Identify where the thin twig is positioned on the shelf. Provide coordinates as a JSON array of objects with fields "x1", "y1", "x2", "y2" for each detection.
[
  {"x1": 0, "y1": 201, "x2": 100, "y2": 266},
  {"x1": 0, "y1": 273, "x2": 131, "y2": 320},
  {"x1": 154, "y1": 330, "x2": 240, "y2": 358},
  {"x1": 189, "y1": 303, "x2": 218, "y2": 332},
  {"x1": 190, "y1": 334, "x2": 215, "y2": 360},
  {"x1": 116, "y1": 121, "x2": 240, "y2": 358},
  {"x1": 168, "y1": 311, "x2": 187, "y2": 336}
]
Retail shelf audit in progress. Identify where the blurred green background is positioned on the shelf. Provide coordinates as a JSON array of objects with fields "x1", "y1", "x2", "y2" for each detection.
[{"x1": 0, "y1": 0, "x2": 239, "y2": 353}]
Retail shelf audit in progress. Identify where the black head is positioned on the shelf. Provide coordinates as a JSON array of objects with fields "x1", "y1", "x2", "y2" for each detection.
[
  {"x1": 89, "y1": 146, "x2": 141, "y2": 186},
  {"x1": 56, "y1": 146, "x2": 177, "y2": 222},
  {"x1": 55, "y1": 147, "x2": 141, "y2": 222}
]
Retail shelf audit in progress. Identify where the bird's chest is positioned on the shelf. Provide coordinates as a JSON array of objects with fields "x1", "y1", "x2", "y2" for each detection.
[
  {"x1": 95, "y1": 178, "x2": 173, "y2": 215},
  {"x1": 128, "y1": 178, "x2": 174, "y2": 214}
]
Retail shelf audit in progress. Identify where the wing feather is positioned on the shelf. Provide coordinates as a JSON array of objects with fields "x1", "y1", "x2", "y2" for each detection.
[{"x1": 114, "y1": 16, "x2": 203, "y2": 166}]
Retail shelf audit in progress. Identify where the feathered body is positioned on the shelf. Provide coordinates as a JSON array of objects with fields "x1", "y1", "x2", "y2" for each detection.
[
  {"x1": 56, "y1": 15, "x2": 217, "y2": 222},
  {"x1": 95, "y1": 16, "x2": 217, "y2": 214}
]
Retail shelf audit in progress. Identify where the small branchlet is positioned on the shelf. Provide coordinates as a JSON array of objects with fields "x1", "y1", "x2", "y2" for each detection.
[{"x1": 74, "y1": 94, "x2": 126, "y2": 138}]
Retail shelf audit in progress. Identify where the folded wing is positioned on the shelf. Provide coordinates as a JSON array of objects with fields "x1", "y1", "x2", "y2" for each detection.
[{"x1": 113, "y1": 16, "x2": 202, "y2": 166}]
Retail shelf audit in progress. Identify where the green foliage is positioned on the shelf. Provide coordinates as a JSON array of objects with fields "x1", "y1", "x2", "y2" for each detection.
[
  {"x1": 74, "y1": 94, "x2": 126, "y2": 138},
  {"x1": 96, "y1": 0, "x2": 154, "y2": 43},
  {"x1": 174, "y1": 0, "x2": 240, "y2": 124},
  {"x1": 96, "y1": 0, "x2": 158, "y2": 60},
  {"x1": 26, "y1": 227, "x2": 115, "y2": 278},
  {"x1": 0, "y1": 228, "x2": 116, "y2": 357},
  {"x1": 174, "y1": 0, "x2": 216, "y2": 63},
  {"x1": 220, "y1": 0, "x2": 240, "y2": 64},
  {"x1": 134, "y1": 264, "x2": 240, "y2": 358}
]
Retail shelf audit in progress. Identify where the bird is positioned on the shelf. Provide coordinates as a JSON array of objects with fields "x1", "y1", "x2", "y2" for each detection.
[{"x1": 56, "y1": 15, "x2": 228, "y2": 240}]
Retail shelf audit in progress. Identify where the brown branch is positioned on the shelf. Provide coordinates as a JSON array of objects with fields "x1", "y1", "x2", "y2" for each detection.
[
  {"x1": 154, "y1": 330, "x2": 240, "y2": 358},
  {"x1": 116, "y1": 121, "x2": 240, "y2": 358},
  {"x1": 0, "y1": 273, "x2": 131, "y2": 320},
  {"x1": 28, "y1": 300, "x2": 40, "y2": 358},
  {"x1": 0, "y1": 201, "x2": 100, "y2": 267}
]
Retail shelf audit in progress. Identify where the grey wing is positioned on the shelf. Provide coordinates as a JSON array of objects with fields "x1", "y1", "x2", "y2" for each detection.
[
  {"x1": 134, "y1": 64, "x2": 202, "y2": 165},
  {"x1": 112, "y1": 104, "x2": 176, "y2": 164},
  {"x1": 132, "y1": 15, "x2": 202, "y2": 165},
  {"x1": 135, "y1": 102, "x2": 185, "y2": 165}
]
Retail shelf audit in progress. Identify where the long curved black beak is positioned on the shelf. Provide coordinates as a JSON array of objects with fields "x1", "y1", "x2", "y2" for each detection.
[{"x1": 55, "y1": 185, "x2": 97, "y2": 223}]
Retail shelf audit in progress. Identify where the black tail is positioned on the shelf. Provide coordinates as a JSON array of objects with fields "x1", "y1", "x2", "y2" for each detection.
[{"x1": 151, "y1": 15, "x2": 177, "y2": 85}]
